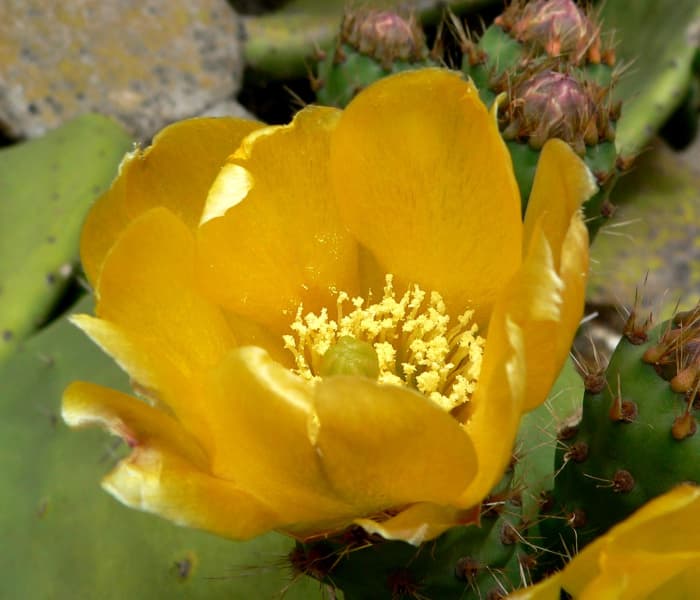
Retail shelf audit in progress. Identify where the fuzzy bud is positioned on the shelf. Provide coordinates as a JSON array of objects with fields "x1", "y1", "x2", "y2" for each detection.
[
  {"x1": 504, "y1": 70, "x2": 596, "y2": 154},
  {"x1": 341, "y1": 9, "x2": 427, "y2": 69},
  {"x1": 495, "y1": 0, "x2": 606, "y2": 65}
]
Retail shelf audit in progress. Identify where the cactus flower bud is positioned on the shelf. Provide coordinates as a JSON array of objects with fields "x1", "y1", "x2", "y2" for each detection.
[
  {"x1": 495, "y1": 0, "x2": 610, "y2": 66},
  {"x1": 341, "y1": 9, "x2": 428, "y2": 68},
  {"x1": 501, "y1": 68, "x2": 617, "y2": 158}
]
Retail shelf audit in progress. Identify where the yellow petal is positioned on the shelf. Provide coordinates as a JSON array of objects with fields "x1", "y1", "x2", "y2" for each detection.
[
  {"x1": 202, "y1": 346, "x2": 355, "y2": 532},
  {"x1": 63, "y1": 381, "x2": 207, "y2": 468},
  {"x1": 457, "y1": 317, "x2": 527, "y2": 507},
  {"x1": 523, "y1": 139, "x2": 597, "y2": 273},
  {"x1": 580, "y1": 553, "x2": 700, "y2": 600},
  {"x1": 449, "y1": 141, "x2": 592, "y2": 486},
  {"x1": 507, "y1": 571, "x2": 564, "y2": 600},
  {"x1": 312, "y1": 376, "x2": 478, "y2": 515},
  {"x1": 82, "y1": 117, "x2": 262, "y2": 284},
  {"x1": 96, "y1": 207, "x2": 235, "y2": 378},
  {"x1": 560, "y1": 485, "x2": 700, "y2": 597},
  {"x1": 498, "y1": 141, "x2": 593, "y2": 413},
  {"x1": 62, "y1": 381, "x2": 280, "y2": 540},
  {"x1": 197, "y1": 105, "x2": 360, "y2": 336},
  {"x1": 329, "y1": 68, "x2": 522, "y2": 325},
  {"x1": 355, "y1": 502, "x2": 480, "y2": 545},
  {"x1": 68, "y1": 315, "x2": 200, "y2": 426},
  {"x1": 105, "y1": 445, "x2": 281, "y2": 540}
]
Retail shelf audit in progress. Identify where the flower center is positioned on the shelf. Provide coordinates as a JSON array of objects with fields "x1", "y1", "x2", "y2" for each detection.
[{"x1": 282, "y1": 274, "x2": 485, "y2": 412}]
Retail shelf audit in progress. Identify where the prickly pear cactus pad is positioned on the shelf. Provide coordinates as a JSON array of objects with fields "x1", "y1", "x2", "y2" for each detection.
[
  {"x1": 509, "y1": 484, "x2": 700, "y2": 599},
  {"x1": 0, "y1": 114, "x2": 132, "y2": 364},
  {"x1": 0, "y1": 297, "x2": 321, "y2": 599},
  {"x1": 547, "y1": 304, "x2": 700, "y2": 558},
  {"x1": 601, "y1": 0, "x2": 700, "y2": 159}
]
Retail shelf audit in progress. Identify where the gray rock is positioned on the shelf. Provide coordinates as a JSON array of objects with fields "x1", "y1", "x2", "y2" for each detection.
[{"x1": 0, "y1": 0, "x2": 245, "y2": 140}]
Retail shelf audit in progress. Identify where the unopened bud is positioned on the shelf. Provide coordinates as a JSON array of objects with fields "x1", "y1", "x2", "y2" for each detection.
[
  {"x1": 496, "y1": 0, "x2": 604, "y2": 65},
  {"x1": 342, "y1": 9, "x2": 427, "y2": 68}
]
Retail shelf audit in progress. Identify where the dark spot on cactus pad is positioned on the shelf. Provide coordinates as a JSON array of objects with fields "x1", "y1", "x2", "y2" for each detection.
[
  {"x1": 173, "y1": 554, "x2": 194, "y2": 580},
  {"x1": 499, "y1": 521, "x2": 519, "y2": 545},
  {"x1": 46, "y1": 235, "x2": 56, "y2": 244},
  {"x1": 612, "y1": 469, "x2": 635, "y2": 493},
  {"x1": 557, "y1": 424, "x2": 579, "y2": 441},
  {"x1": 583, "y1": 372, "x2": 606, "y2": 394},
  {"x1": 609, "y1": 395, "x2": 638, "y2": 423},
  {"x1": 386, "y1": 567, "x2": 422, "y2": 598},
  {"x1": 568, "y1": 508, "x2": 586, "y2": 528},
  {"x1": 288, "y1": 543, "x2": 336, "y2": 580},
  {"x1": 46, "y1": 273, "x2": 56, "y2": 285},
  {"x1": 454, "y1": 556, "x2": 481, "y2": 583},
  {"x1": 565, "y1": 441, "x2": 589, "y2": 463},
  {"x1": 539, "y1": 490, "x2": 555, "y2": 513},
  {"x1": 2, "y1": 330, "x2": 13, "y2": 342}
]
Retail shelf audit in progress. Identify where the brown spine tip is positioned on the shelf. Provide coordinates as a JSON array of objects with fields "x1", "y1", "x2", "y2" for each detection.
[
  {"x1": 671, "y1": 364, "x2": 699, "y2": 393},
  {"x1": 642, "y1": 344, "x2": 666, "y2": 364},
  {"x1": 609, "y1": 398, "x2": 638, "y2": 423},
  {"x1": 672, "y1": 413, "x2": 698, "y2": 440},
  {"x1": 557, "y1": 424, "x2": 579, "y2": 441}
]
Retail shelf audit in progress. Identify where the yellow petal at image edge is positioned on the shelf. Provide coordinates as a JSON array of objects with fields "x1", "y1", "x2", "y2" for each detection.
[
  {"x1": 81, "y1": 117, "x2": 262, "y2": 284},
  {"x1": 508, "y1": 485, "x2": 700, "y2": 599}
]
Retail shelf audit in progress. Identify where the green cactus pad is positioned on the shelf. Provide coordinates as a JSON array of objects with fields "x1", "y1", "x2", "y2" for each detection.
[
  {"x1": 0, "y1": 295, "x2": 321, "y2": 599},
  {"x1": 316, "y1": 45, "x2": 437, "y2": 108},
  {"x1": 546, "y1": 315, "x2": 700, "y2": 556},
  {"x1": 298, "y1": 469, "x2": 524, "y2": 599},
  {"x1": 0, "y1": 114, "x2": 132, "y2": 364},
  {"x1": 602, "y1": 0, "x2": 700, "y2": 158},
  {"x1": 514, "y1": 358, "x2": 584, "y2": 524}
]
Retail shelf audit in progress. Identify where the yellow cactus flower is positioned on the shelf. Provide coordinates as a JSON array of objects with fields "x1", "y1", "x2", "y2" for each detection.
[
  {"x1": 509, "y1": 484, "x2": 700, "y2": 599},
  {"x1": 62, "y1": 69, "x2": 595, "y2": 545}
]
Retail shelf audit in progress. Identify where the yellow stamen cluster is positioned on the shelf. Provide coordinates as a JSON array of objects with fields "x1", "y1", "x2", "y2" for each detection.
[{"x1": 283, "y1": 275, "x2": 485, "y2": 412}]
